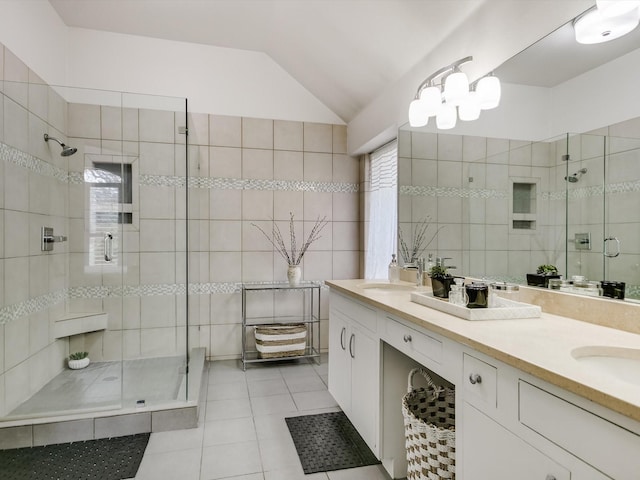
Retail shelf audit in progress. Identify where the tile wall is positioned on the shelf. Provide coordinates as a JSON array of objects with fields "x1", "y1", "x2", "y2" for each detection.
[
  {"x1": 398, "y1": 130, "x2": 561, "y2": 278},
  {"x1": 0, "y1": 40, "x2": 360, "y2": 417},
  {"x1": 399, "y1": 127, "x2": 640, "y2": 299},
  {"x1": 185, "y1": 115, "x2": 360, "y2": 359},
  {"x1": 67, "y1": 110, "x2": 360, "y2": 362},
  {"x1": 0, "y1": 44, "x2": 70, "y2": 416}
]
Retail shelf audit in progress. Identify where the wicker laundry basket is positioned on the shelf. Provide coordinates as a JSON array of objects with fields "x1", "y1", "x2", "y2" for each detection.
[
  {"x1": 254, "y1": 323, "x2": 307, "y2": 359},
  {"x1": 402, "y1": 368, "x2": 456, "y2": 479}
]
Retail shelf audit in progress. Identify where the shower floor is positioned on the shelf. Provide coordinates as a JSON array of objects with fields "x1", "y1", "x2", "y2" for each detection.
[{"x1": 6, "y1": 355, "x2": 187, "y2": 419}]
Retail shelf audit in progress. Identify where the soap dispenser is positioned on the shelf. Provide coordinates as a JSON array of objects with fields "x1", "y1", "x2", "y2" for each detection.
[
  {"x1": 424, "y1": 253, "x2": 434, "y2": 287},
  {"x1": 388, "y1": 254, "x2": 400, "y2": 283}
]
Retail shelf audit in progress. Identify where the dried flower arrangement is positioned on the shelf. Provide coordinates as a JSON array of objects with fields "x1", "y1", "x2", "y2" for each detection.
[
  {"x1": 252, "y1": 213, "x2": 328, "y2": 266},
  {"x1": 398, "y1": 217, "x2": 444, "y2": 265}
]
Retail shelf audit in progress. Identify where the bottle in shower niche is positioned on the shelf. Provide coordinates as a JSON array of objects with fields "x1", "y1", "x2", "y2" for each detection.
[{"x1": 388, "y1": 254, "x2": 400, "y2": 283}]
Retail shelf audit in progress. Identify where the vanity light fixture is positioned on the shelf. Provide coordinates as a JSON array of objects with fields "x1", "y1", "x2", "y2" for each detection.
[
  {"x1": 408, "y1": 56, "x2": 501, "y2": 129},
  {"x1": 574, "y1": 1, "x2": 640, "y2": 44}
]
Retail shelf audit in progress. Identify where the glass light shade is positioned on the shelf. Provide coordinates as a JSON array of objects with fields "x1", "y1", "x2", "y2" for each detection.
[
  {"x1": 443, "y1": 71, "x2": 469, "y2": 106},
  {"x1": 574, "y1": 7, "x2": 640, "y2": 44},
  {"x1": 458, "y1": 92, "x2": 481, "y2": 121},
  {"x1": 596, "y1": 0, "x2": 640, "y2": 17},
  {"x1": 408, "y1": 99, "x2": 429, "y2": 127},
  {"x1": 436, "y1": 103, "x2": 457, "y2": 130},
  {"x1": 419, "y1": 85, "x2": 443, "y2": 116},
  {"x1": 476, "y1": 76, "x2": 501, "y2": 110}
]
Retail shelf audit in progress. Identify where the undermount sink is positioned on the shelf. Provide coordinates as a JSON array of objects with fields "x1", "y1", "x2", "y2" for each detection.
[
  {"x1": 357, "y1": 282, "x2": 416, "y2": 292},
  {"x1": 571, "y1": 346, "x2": 640, "y2": 387}
]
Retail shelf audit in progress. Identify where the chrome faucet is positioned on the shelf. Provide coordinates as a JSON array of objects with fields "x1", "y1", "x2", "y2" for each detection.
[{"x1": 436, "y1": 257, "x2": 457, "y2": 270}]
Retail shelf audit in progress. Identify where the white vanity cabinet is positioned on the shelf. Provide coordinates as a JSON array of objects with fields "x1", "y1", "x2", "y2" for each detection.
[
  {"x1": 463, "y1": 402, "x2": 571, "y2": 480},
  {"x1": 326, "y1": 286, "x2": 640, "y2": 480},
  {"x1": 328, "y1": 291, "x2": 380, "y2": 455},
  {"x1": 461, "y1": 349, "x2": 634, "y2": 480}
]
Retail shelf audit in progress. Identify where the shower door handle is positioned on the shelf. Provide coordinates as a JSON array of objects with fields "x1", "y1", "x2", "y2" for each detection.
[
  {"x1": 604, "y1": 236, "x2": 620, "y2": 258},
  {"x1": 104, "y1": 233, "x2": 114, "y2": 262}
]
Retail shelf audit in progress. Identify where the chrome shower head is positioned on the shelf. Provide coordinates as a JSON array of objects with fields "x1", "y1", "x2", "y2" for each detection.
[
  {"x1": 44, "y1": 134, "x2": 77, "y2": 157},
  {"x1": 565, "y1": 167, "x2": 587, "y2": 183}
]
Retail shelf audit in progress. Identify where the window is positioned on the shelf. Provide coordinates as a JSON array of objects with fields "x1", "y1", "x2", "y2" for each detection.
[
  {"x1": 85, "y1": 160, "x2": 134, "y2": 266},
  {"x1": 364, "y1": 140, "x2": 398, "y2": 279}
]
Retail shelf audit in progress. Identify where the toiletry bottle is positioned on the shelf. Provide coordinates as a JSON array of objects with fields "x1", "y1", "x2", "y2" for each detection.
[
  {"x1": 424, "y1": 253, "x2": 434, "y2": 287},
  {"x1": 388, "y1": 254, "x2": 400, "y2": 283}
]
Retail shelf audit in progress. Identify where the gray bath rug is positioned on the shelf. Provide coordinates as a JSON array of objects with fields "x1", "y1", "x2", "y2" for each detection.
[
  {"x1": 0, "y1": 433, "x2": 150, "y2": 480},
  {"x1": 285, "y1": 411, "x2": 380, "y2": 474}
]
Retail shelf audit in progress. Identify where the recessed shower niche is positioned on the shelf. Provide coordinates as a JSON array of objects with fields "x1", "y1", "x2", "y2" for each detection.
[{"x1": 511, "y1": 180, "x2": 537, "y2": 231}]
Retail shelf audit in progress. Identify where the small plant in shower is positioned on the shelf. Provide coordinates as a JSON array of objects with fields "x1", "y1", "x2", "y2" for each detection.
[
  {"x1": 252, "y1": 212, "x2": 328, "y2": 286},
  {"x1": 398, "y1": 217, "x2": 444, "y2": 266},
  {"x1": 68, "y1": 351, "x2": 90, "y2": 370}
]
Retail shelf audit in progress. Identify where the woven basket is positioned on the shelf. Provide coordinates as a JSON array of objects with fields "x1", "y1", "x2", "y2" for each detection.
[
  {"x1": 402, "y1": 368, "x2": 456, "y2": 479},
  {"x1": 255, "y1": 323, "x2": 307, "y2": 359}
]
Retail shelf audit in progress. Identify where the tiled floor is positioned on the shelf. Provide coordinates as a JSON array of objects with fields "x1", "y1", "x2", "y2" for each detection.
[{"x1": 130, "y1": 356, "x2": 392, "y2": 480}]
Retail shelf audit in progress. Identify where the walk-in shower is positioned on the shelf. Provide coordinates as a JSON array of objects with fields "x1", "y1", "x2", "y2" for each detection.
[
  {"x1": 1, "y1": 79, "x2": 197, "y2": 436},
  {"x1": 565, "y1": 167, "x2": 587, "y2": 182},
  {"x1": 43, "y1": 133, "x2": 77, "y2": 156}
]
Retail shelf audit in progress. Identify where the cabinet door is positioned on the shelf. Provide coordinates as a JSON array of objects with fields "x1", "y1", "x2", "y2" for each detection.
[
  {"x1": 328, "y1": 310, "x2": 351, "y2": 412},
  {"x1": 463, "y1": 403, "x2": 570, "y2": 480},
  {"x1": 350, "y1": 324, "x2": 379, "y2": 454}
]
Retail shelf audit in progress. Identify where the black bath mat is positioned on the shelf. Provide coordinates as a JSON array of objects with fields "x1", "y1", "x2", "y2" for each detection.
[
  {"x1": 0, "y1": 433, "x2": 150, "y2": 480},
  {"x1": 285, "y1": 411, "x2": 380, "y2": 474}
]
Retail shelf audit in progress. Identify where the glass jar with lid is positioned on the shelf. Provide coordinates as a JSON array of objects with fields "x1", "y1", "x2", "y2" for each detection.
[{"x1": 489, "y1": 282, "x2": 520, "y2": 306}]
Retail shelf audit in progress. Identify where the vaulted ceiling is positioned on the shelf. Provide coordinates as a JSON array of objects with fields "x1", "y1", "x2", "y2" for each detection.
[{"x1": 48, "y1": 0, "x2": 485, "y2": 123}]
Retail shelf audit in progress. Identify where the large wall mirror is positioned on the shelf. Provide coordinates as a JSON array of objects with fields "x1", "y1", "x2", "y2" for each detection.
[{"x1": 398, "y1": 8, "x2": 640, "y2": 301}]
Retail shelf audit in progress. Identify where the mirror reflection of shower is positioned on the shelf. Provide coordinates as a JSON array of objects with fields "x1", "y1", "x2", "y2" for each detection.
[
  {"x1": 565, "y1": 167, "x2": 587, "y2": 183},
  {"x1": 43, "y1": 133, "x2": 77, "y2": 156}
]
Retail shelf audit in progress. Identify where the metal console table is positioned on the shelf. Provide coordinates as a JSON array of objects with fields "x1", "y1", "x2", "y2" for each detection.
[{"x1": 241, "y1": 282, "x2": 321, "y2": 371}]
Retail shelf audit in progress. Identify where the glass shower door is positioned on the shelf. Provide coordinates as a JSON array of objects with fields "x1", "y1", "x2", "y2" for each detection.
[
  {"x1": 120, "y1": 92, "x2": 190, "y2": 409},
  {"x1": 603, "y1": 135, "x2": 640, "y2": 301},
  {"x1": 564, "y1": 133, "x2": 606, "y2": 285}
]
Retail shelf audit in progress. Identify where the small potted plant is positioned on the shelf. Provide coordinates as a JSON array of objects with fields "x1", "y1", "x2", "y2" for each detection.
[
  {"x1": 68, "y1": 351, "x2": 90, "y2": 370},
  {"x1": 429, "y1": 265, "x2": 455, "y2": 299},
  {"x1": 526, "y1": 264, "x2": 561, "y2": 288}
]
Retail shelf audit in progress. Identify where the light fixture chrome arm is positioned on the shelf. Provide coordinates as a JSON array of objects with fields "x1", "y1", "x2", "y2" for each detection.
[{"x1": 413, "y1": 56, "x2": 473, "y2": 99}]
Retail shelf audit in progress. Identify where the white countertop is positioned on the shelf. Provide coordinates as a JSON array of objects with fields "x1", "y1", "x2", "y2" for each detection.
[{"x1": 326, "y1": 279, "x2": 640, "y2": 423}]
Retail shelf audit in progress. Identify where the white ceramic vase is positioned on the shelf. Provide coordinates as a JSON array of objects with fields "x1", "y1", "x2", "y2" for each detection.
[
  {"x1": 287, "y1": 265, "x2": 302, "y2": 286},
  {"x1": 68, "y1": 357, "x2": 90, "y2": 370}
]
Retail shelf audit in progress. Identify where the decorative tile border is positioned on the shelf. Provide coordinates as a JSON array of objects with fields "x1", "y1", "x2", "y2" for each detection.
[
  {"x1": 2, "y1": 142, "x2": 358, "y2": 194},
  {"x1": 142, "y1": 174, "x2": 359, "y2": 194},
  {"x1": 0, "y1": 282, "x2": 330, "y2": 326},
  {"x1": 0, "y1": 291, "x2": 67, "y2": 326},
  {"x1": 400, "y1": 185, "x2": 508, "y2": 199},
  {"x1": 402, "y1": 181, "x2": 640, "y2": 202},
  {"x1": 0, "y1": 142, "x2": 68, "y2": 182}
]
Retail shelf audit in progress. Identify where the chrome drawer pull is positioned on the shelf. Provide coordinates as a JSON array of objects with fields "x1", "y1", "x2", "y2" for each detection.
[
  {"x1": 469, "y1": 373, "x2": 482, "y2": 384},
  {"x1": 545, "y1": 475, "x2": 556, "y2": 480},
  {"x1": 340, "y1": 327, "x2": 346, "y2": 350},
  {"x1": 403, "y1": 334, "x2": 412, "y2": 343}
]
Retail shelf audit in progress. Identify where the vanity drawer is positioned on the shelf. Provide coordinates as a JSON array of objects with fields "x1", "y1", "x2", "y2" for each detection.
[
  {"x1": 386, "y1": 318, "x2": 442, "y2": 365},
  {"x1": 463, "y1": 353, "x2": 497, "y2": 411},
  {"x1": 519, "y1": 381, "x2": 640, "y2": 480},
  {"x1": 330, "y1": 293, "x2": 377, "y2": 333}
]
